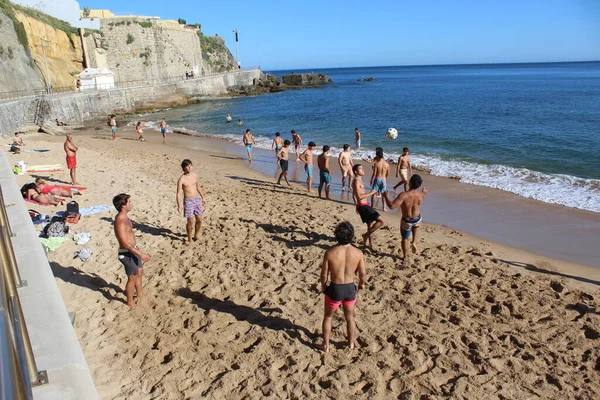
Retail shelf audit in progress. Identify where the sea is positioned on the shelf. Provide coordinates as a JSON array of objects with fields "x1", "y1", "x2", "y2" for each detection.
[{"x1": 140, "y1": 62, "x2": 600, "y2": 213}]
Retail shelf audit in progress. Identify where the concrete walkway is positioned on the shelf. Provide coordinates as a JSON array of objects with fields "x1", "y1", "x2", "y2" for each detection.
[{"x1": 0, "y1": 151, "x2": 97, "y2": 399}]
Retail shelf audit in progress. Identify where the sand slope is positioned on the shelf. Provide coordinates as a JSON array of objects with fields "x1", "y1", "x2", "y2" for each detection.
[{"x1": 15, "y1": 131, "x2": 600, "y2": 399}]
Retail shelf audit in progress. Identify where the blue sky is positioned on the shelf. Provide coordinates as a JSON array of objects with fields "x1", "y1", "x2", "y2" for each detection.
[{"x1": 80, "y1": 0, "x2": 600, "y2": 70}]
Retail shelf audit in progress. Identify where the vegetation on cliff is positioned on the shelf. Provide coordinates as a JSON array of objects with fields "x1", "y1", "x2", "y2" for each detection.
[
  {"x1": 0, "y1": 0, "x2": 29, "y2": 51},
  {"x1": 11, "y1": 2, "x2": 78, "y2": 36},
  {"x1": 198, "y1": 31, "x2": 236, "y2": 72}
]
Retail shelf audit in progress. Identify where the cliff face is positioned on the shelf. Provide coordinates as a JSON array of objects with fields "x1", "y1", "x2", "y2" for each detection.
[
  {"x1": 15, "y1": 10, "x2": 84, "y2": 90},
  {"x1": 0, "y1": 9, "x2": 44, "y2": 94},
  {"x1": 200, "y1": 34, "x2": 236, "y2": 72}
]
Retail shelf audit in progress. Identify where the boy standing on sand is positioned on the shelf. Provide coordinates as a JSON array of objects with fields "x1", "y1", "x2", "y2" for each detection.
[
  {"x1": 393, "y1": 147, "x2": 413, "y2": 192},
  {"x1": 352, "y1": 164, "x2": 385, "y2": 247},
  {"x1": 383, "y1": 175, "x2": 428, "y2": 264},
  {"x1": 177, "y1": 159, "x2": 207, "y2": 244},
  {"x1": 320, "y1": 221, "x2": 366, "y2": 352},
  {"x1": 135, "y1": 122, "x2": 145, "y2": 141},
  {"x1": 272, "y1": 132, "x2": 284, "y2": 162},
  {"x1": 291, "y1": 130, "x2": 303, "y2": 160},
  {"x1": 370, "y1": 148, "x2": 389, "y2": 211},
  {"x1": 160, "y1": 118, "x2": 167, "y2": 144},
  {"x1": 243, "y1": 129, "x2": 255, "y2": 163},
  {"x1": 276, "y1": 140, "x2": 291, "y2": 186},
  {"x1": 64, "y1": 132, "x2": 79, "y2": 185},
  {"x1": 299, "y1": 141, "x2": 316, "y2": 192},
  {"x1": 113, "y1": 193, "x2": 150, "y2": 308},
  {"x1": 354, "y1": 128, "x2": 361, "y2": 148},
  {"x1": 318, "y1": 145, "x2": 332, "y2": 200},
  {"x1": 338, "y1": 144, "x2": 354, "y2": 191},
  {"x1": 109, "y1": 115, "x2": 117, "y2": 140}
]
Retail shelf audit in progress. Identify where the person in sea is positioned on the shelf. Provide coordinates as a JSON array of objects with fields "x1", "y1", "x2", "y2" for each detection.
[
  {"x1": 109, "y1": 114, "x2": 117, "y2": 140},
  {"x1": 317, "y1": 145, "x2": 332, "y2": 200},
  {"x1": 64, "y1": 132, "x2": 79, "y2": 185},
  {"x1": 35, "y1": 178, "x2": 81, "y2": 197},
  {"x1": 243, "y1": 128, "x2": 255, "y2": 162},
  {"x1": 176, "y1": 159, "x2": 207, "y2": 244},
  {"x1": 276, "y1": 140, "x2": 291, "y2": 186},
  {"x1": 237, "y1": 119, "x2": 244, "y2": 126},
  {"x1": 393, "y1": 147, "x2": 413, "y2": 192},
  {"x1": 160, "y1": 118, "x2": 167, "y2": 144},
  {"x1": 113, "y1": 193, "x2": 150, "y2": 308},
  {"x1": 22, "y1": 183, "x2": 65, "y2": 206},
  {"x1": 226, "y1": 114, "x2": 232, "y2": 123},
  {"x1": 370, "y1": 147, "x2": 389, "y2": 211},
  {"x1": 272, "y1": 132, "x2": 284, "y2": 163},
  {"x1": 291, "y1": 130, "x2": 303, "y2": 160},
  {"x1": 320, "y1": 221, "x2": 366, "y2": 352},
  {"x1": 382, "y1": 174, "x2": 428, "y2": 264},
  {"x1": 135, "y1": 122, "x2": 145, "y2": 141},
  {"x1": 10, "y1": 132, "x2": 23, "y2": 153},
  {"x1": 299, "y1": 141, "x2": 316, "y2": 192},
  {"x1": 354, "y1": 128, "x2": 361, "y2": 149},
  {"x1": 338, "y1": 144, "x2": 354, "y2": 191},
  {"x1": 352, "y1": 164, "x2": 385, "y2": 247}
]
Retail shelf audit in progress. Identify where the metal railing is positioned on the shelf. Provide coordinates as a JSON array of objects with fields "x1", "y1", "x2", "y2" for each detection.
[
  {"x1": 0, "y1": 67, "x2": 261, "y2": 102},
  {"x1": 0, "y1": 185, "x2": 48, "y2": 400}
]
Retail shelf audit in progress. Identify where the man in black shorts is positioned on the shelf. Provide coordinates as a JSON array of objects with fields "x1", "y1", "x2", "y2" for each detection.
[
  {"x1": 113, "y1": 193, "x2": 150, "y2": 308},
  {"x1": 352, "y1": 164, "x2": 384, "y2": 247},
  {"x1": 276, "y1": 140, "x2": 291, "y2": 186}
]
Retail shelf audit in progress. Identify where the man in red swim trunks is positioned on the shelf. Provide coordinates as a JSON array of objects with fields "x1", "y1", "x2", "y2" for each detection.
[
  {"x1": 64, "y1": 132, "x2": 79, "y2": 185},
  {"x1": 320, "y1": 221, "x2": 366, "y2": 352}
]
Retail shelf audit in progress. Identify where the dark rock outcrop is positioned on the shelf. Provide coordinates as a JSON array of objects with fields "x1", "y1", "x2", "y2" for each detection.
[
  {"x1": 358, "y1": 77, "x2": 376, "y2": 82},
  {"x1": 227, "y1": 72, "x2": 332, "y2": 97},
  {"x1": 282, "y1": 73, "x2": 333, "y2": 86}
]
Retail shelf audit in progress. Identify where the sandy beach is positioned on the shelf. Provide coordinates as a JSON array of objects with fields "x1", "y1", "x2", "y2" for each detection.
[{"x1": 12, "y1": 126, "x2": 600, "y2": 399}]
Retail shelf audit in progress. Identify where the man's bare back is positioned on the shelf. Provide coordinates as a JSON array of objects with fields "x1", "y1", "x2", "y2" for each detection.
[
  {"x1": 324, "y1": 245, "x2": 365, "y2": 285},
  {"x1": 372, "y1": 158, "x2": 389, "y2": 178},
  {"x1": 318, "y1": 153, "x2": 329, "y2": 171}
]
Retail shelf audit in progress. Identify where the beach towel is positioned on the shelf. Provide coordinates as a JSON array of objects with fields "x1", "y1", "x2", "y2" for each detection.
[
  {"x1": 40, "y1": 237, "x2": 69, "y2": 251},
  {"x1": 79, "y1": 205, "x2": 112, "y2": 216},
  {"x1": 22, "y1": 149, "x2": 50, "y2": 153}
]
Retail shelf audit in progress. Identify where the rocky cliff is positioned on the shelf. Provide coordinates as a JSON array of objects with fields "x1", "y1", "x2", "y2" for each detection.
[{"x1": 200, "y1": 33, "x2": 236, "y2": 72}]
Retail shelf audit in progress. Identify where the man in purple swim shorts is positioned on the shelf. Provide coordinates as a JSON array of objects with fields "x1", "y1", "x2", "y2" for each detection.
[{"x1": 176, "y1": 159, "x2": 207, "y2": 244}]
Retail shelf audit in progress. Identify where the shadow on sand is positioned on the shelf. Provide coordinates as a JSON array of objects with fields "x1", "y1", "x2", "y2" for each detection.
[
  {"x1": 237, "y1": 217, "x2": 331, "y2": 250},
  {"x1": 30, "y1": 174, "x2": 72, "y2": 185},
  {"x1": 501, "y1": 259, "x2": 600, "y2": 287},
  {"x1": 100, "y1": 217, "x2": 185, "y2": 241}
]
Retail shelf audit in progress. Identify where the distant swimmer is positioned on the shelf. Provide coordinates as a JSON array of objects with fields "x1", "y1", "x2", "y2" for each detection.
[
  {"x1": 393, "y1": 147, "x2": 412, "y2": 192},
  {"x1": 320, "y1": 221, "x2": 366, "y2": 352},
  {"x1": 352, "y1": 164, "x2": 384, "y2": 247},
  {"x1": 272, "y1": 132, "x2": 284, "y2": 163},
  {"x1": 237, "y1": 119, "x2": 244, "y2": 126},
  {"x1": 299, "y1": 141, "x2": 316, "y2": 192},
  {"x1": 370, "y1": 147, "x2": 389, "y2": 211},
  {"x1": 318, "y1": 145, "x2": 332, "y2": 200},
  {"x1": 354, "y1": 128, "x2": 361, "y2": 148},
  {"x1": 176, "y1": 159, "x2": 207, "y2": 244},
  {"x1": 382, "y1": 175, "x2": 428, "y2": 264},
  {"x1": 276, "y1": 140, "x2": 292, "y2": 186},
  {"x1": 113, "y1": 193, "x2": 150, "y2": 308},
  {"x1": 226, "y1": 114, "x2": 232, "y2": 123},
  {"x1": 243, "y1": 128, "x2": 255, "y2": 162},
  {"x1": 338, "y1": 144, "x2": 354, "y2": 191},
  {"x1": 160, "y1": 118, "x2": 167, "y2": 144},
  {"x1": 109, "y1": 114, "x2": 117, "y2": 140},
  {"x1": 291, "y1": 130, "x2": 303, "y2": 160},
  {"x1": 135, "y1": 122, "x2": 145, "y2": 141}
]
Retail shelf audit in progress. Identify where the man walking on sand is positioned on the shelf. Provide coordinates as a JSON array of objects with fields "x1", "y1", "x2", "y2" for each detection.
[
  {"x1": 176, "y1": 159, "x2": 207, "y2": 244},
  {"x1": 338, "y1": 144, "x2": 354, "y2": 191},
  {"x1": 291, "y1": 130, "x2": 303, "y2": 160},
  {"x1": 160, "y1": 118, "x2": 167, "y2": 144},
  {"x1": 64, "y1": 132, "x2": 79, "y2": 185},
  {"x1": 318, "y1": 145, "x2": 332, "y2": 200},
  {"x1": 352, "y1": 164, "x2": 384, "y2": 247},
  {"x1": 113, "y1": 193, "x2": 150, "y2": 308},
  {"x1": 320, "y1": 221, "x2": 366, "y2": 352},
  {"x1": 109, "y1": 114, "x2": 117, "y2": 140},
  {"x1": 299, "y1": 141, "x2": 316, "y2": 192},
  {"x1": 276, "y1": 140, "x2": 292, "y2": 186},
  {"x1": 393, "y1": 147, "x2": 413, "y2": 192},
  {"x1": 243, "y1": 128, "x2": 255, "y2": 163},
  {"x1": 383, "y1": 175, "x2": 428, "y2": 264},
  {"x1": 370, "y1": 148, "x2": 389, "y2": 211}
]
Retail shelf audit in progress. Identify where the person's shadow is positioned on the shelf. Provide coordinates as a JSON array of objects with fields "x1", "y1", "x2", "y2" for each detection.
[
  {"x1": 100, "y1": 217, "x2": 186, "y2": 241},
  {"x1": 50, "y1": 261, "x2": 126, "y2": 305},
  {"x1": 177, "y1": 287, "x2": 317, "y2": 348},
  {"x1": 237, "y1": 217, "x2": 331, "y2": 250},
  {"x1": 501, "y1": 259, "x2": 600, "y2": 287},
  {"x1": 29, "y1": 174, "x2": 72, "y2": 185}
]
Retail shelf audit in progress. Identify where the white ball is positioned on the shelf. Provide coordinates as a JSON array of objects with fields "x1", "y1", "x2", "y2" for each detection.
[{"x1": 386, "y1": 127, "x2": 398, "y2": 140}]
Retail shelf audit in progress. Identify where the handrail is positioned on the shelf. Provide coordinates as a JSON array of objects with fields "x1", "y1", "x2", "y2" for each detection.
[{"x1": 0, "y1": 187, "x2": 25, "y2": 288}]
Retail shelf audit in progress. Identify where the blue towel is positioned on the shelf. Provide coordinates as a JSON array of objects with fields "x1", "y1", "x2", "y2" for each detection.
[{"x1": 57, "y1": 205, "x2": 113, "y2": 218}]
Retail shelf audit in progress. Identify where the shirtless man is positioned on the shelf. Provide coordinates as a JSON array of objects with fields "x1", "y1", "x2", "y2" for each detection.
[
  {"x1": 243, "y1": 129, "x2": 255, "y2": 162},
  {"x1": 370, "y1": 148, "x2": 389, "y2": 211},
  {"x1": 299, "y1": 141, "x2": 316, "y2": 192},
  {"x1": 160, "y1": 118, "x2": 167, "y2": 144},
  {"x1": 276, "y1": 140, "x2": 291, "y2": 186},
  {"x1": 64, "y1": 132, "x2": 79, "y2": 185},
  {"x1": 226, "y1": 114, "x2": 232, "y2": 123},
  {"x1": 318, "y1": 145, "x2": 332, "y2": 200},
  {"x1": 354, "y1": 128, "x2": 361, "y2": 148},
  {"x1": 113, "y1": 193, "x2": 150, "y2": 307},
  {"x1": 383, "y1": 175, "x2": 428, "y2": 264},
  {"x1": 176, "y1": 159, "x2": 207, "y2": 244},
  {"x1": 352, "y1": 164, "x2": 385, "y2": 247},
  {"x1": 109, "y1": 115, "x2": 117, "y2": 140},
  {"x1": 291, "y1": 130, "x2": 303, "y2": 160},
  {"x1": 320, "y1": 221, "x2": 366, "y2": 352},
  {"x1": 10, "y1": 132, "x2": 23, "y2": 153},
  {"x1": 338, "y1": 144, "x2": 354, "y2": 191},
  {"x1": 393, "y1": 147, "x2": 413, "y2": 192},
  {"x1": 272, "y1": 132, "x2": 284, "y2": 163}
]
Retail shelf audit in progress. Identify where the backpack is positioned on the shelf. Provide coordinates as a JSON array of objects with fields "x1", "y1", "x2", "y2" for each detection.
[
  {"x1": 43, "y1": 216, "x2": 68, "y2": 238},
  {"x1": 66, "y1": 201, "x2": 79, "y2": 216}
]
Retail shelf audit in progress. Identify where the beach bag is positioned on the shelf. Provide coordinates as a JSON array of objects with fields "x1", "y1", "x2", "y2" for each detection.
[
  {"x1": 43, "y1": 216, "x2": 68, "y2": 238},
  {"x1": 29, "y1": 209, "x2": 41, "y2": 222},
  {"x1": 66, "y1": 201, "x2": 79, "y2": 216}
]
